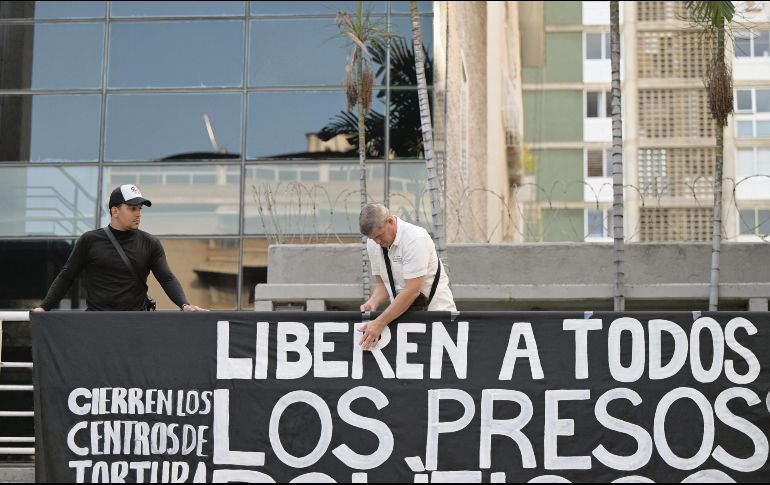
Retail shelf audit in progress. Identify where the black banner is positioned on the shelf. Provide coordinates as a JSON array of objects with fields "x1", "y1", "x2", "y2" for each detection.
[{"x1": 32, "y1": 312, "x2": 770, "y2": 483}]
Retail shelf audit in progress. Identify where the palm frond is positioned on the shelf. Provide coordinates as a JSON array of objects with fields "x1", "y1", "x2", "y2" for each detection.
[{"x1": 684, "y1": 1, "x2": 734, "y2": 26}]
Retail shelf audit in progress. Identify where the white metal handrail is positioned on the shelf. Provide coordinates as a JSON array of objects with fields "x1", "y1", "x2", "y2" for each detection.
[{"x1": 0, "y1": 311, "x2": 35, "y2": 457}]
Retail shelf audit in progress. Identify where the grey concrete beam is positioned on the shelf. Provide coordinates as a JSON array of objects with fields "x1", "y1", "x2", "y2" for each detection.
[
  {"x1": 0, "y1": 466, "x2": 34, "y2": 483},
  {"x1": 749, "y1": 298, "x2": 769, "y2": 311}
]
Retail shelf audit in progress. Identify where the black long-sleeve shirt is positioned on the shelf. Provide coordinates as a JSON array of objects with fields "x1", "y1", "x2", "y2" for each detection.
[{"x1": 40, "y1": 226, "x2": 189, "y2": 311}]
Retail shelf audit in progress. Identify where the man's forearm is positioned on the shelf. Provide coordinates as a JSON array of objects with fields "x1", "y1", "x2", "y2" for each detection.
[
  {"x1": 368, "y1": 282, "x2": 389, "y2": 308},
  {"x1": 371, "y1": 287, "x2": 420, "y2": 329}
]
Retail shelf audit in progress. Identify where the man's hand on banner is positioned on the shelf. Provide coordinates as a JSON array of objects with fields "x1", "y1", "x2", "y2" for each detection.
[{"x1": 358, "y1": 320, "x2": 386, "y2": 350}]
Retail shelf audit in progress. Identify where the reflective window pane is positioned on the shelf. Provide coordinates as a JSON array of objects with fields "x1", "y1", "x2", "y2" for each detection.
[
  {"x1": 389, "y1": 162, "x2": 430, "y2": 231},
  {"x1": 734, "y1": 34, "x2": 752, "y2": 57},
  {"x1": 739, "y1": 210, "x2": 755, "y2": 234},
  {"x1": 736, "y1": 90, "x2": 753, "y2": 111},
  {"x1": 105, "y1": 93, "x2": 242, "y2": 161},
  {"x1": 755, "y1": 31, "x2": 770, "y2": 57},
  {"x1": 102, "y1": 165, "x2": 240, "y2": 234},
  {"x1": 249, "y1": 19, "x2": 353, "y2": 86},
  {"x1": 390, "y1": 89, "x2": 429, "y2": 159},
  {"x1": 759, "y1": 210, "x2": 770, "y2": 234},
  {"x1": 149, "y1": 239, "x2": 238, "y2": 310},
  {"x1": 586, "y1": 91, "x2": 600, "y2": 118},
  {"x1": 247, "y1": 91, "x2": 383, "y2": 159},
  {"x1": 391, "y1": 1, "x2": 433, "y2": 13},
  {"x1": 757, "y1": 120, "x2": 770, "y2": 136},
  {"x1": 391, "y1": 16, "x2": 433, "y2": 85},
  {"x1": 757, "y1": 148, "x2": 770, "y2": 175},
  {"x1": 110, "y1": 1, "x2": 244, "y2": 17},
  {"x1": 737, "y1": 149, "x2": 754, "y2": 179},
  {"x1": 756, "y1": 89, "x2": 770, "y2": 112},
  {"x1": 244, "y1": 163, "x2": 385, "y2": 235},
  {"x1": 0, "y1": 95, "x2": 100, "y2": 162},
  {"x1": 586, "y1": 33, "x2": 603, "y2": 60},
  {"x1": 736, "y1": 120, "x2": 754, "y2": 137},
  {"x1": 109, "y1": 21, "x2": 243, "y2": 88},
  {"x1": 587, "y1": 210, "x2": 604, "y2": 238},
  {"x1": 250, "y1": 2, "x2": 386, "y2": 16},
  {"x1": 0, "y1": 240, "x2": 84, "y2": 310},
  {"x1": 0, "y1": 24, "x2": 103, "y2": 90},
  {"x1": 0, "y1": 2, "x2": 105, "y2": 19},
  {"x1": 0, "y1": 166, "x2": 98, "y2": 236}
]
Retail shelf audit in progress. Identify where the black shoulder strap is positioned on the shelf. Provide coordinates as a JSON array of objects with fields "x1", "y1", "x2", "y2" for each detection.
[
  {"x1": 102, "y1": 226, "x2": 147, "y2": 290},
  {"x1": 381, "y1": 247, "x2": 398, "y2": 300},
  {"x1": 381, "y1": 246, "x2": 441, "y2": 305}
]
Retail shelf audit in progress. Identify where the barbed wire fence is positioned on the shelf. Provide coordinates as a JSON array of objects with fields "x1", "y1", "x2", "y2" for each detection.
[{"x1": 249, "y1": 175, "x2": 770, "y2": 245}]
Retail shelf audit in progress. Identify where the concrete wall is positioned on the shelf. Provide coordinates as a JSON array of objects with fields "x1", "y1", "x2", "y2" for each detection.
[
  {"x1": 268, "y1": 242, "x2": 770, "y2": 285},
  {"x1": 0, "y1": 466, "x2": 34, "y2": 483},
  {"x1": 261, "y1": 242, "x2": 770, "y2": 310}
]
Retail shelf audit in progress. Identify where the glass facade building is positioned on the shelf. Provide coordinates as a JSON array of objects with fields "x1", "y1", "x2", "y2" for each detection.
[{"x1": 0, "y1": 1, "x2": 435, "y2": 310}]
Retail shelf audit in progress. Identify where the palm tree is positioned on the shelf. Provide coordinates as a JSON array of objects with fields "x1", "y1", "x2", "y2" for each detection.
[
  {"x1": 410, "y1": 1, "x2": 447, "y2": 270},
  {"x1": 683, "y1": 1, "x2": 735, "y2": 311},
  {"x1": 610, "y1": 1, "x2": 625, "y2": 311},
  {"x1": 318, "y1": 36, "x2": 433, "y2": 159},
  {"x1": 335, "y1": 4, "x2": 391, "y2": 300}
]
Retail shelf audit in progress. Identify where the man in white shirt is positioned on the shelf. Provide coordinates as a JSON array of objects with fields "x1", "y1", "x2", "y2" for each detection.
[{"x1": 358, "y1": 203, "x2": 456, "y2": 350}]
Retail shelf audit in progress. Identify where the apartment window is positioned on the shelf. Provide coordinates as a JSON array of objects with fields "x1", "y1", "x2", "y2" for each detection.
[
  {"x1": 739, "y1": 209, "x2": 770, "y2": 235},
  {"x1": 585, "y1": 149, "x2": 614, "y2": 177},
  {"x1": 735, "y1": 30, "x2": 770, "y2": 58},
  {"x1": 736, "y1": 148, "x2": 770, "y2": 179},
  {"x1": 735, "y1": 88, "x2": 770, "y2": 137},
  {"x1": 585, "y1": 32, "x2": 611, "y2": 60},
  {"x1": 586, "y1": 91, "x2": 612, "y2": 118},
  {"x1": 586, "y1": 209, "x2": 612, "y2": 239}
]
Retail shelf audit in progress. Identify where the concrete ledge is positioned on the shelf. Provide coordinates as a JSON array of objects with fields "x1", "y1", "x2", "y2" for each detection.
[
  {"x1": 0, "y1": 466, "x2": 34, "y2": 483},
  {"x1": 255, "y1": 283, "x2": 770, "y2": 303}
]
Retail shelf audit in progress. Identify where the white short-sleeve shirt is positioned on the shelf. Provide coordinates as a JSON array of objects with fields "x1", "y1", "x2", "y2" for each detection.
[{"x1": 366, "y1": 217, "x2": 456, "y2": 311}]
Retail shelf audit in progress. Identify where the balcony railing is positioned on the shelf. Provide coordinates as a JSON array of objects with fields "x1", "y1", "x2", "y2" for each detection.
[{"x1": 0, "y1": 311, "x2": 34, "y2": 456}]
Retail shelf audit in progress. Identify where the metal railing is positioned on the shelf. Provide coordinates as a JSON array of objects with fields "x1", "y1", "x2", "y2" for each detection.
[{"x1": 0, "y1": 311, "x2": 34, "y2": 456}]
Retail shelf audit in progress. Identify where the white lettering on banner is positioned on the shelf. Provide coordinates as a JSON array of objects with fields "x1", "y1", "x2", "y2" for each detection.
[
  {"x1": 67, "y1": 388, "x2": 212, "y2": 417},
  {"x1": 66, "y1": 421, "x2": 207, "y2": 458},
  {"x1": 654, "y1": 387, "x2": 714, "y2": 470},
  {"x1": 724, "y1": 318, "x2": 760, "y2": 385},
  {"x1": 712, "y1": 388, "x2": 769, "y2": 472},
  {"x1": 217, "y1": 320, "x2": 252, "y2": 380},
  {"x1": 397, "y1": 323, "x2": 426, "y2": 379},
  {"x1": 314, "y1": 322, "x2": 350, "y2": 378},
  {"x1": 592, "y1": 388, "x2": 653, "y2": 471},
  {"x1": 608, "y1": 318, "x2": 646, "y2": 383},
  {"x1": 277, "y1": 322, "x2": 313, "y2": 380},
  {"x1": 213, "y1": 389, "x2": 265, "y2": 466},
  {"x1": 430, "y1": 321, "x2": 469, "y2": 379},
  {"x1": 648, "y1": 320, "x2": 688, "y2": 380},
  {"x1": 479, "y1": 389, "x2": 536, "y2": 469},
  {"x1": 69, "y1": 460, "x2": 195, "y2": 483},
  {"x1": 255, "y1": 321, "x2": 270, "y2": 379},
  {"x1": 563, "y1": 319, "x2": 603, "y2": 379},
  {"x1": 332, "y1": 386, "x2": 394, "y2": 470},
  {"x1": 690, "y1": 318, "x2": 724, "y2": 383},
  {"x1": 352, "y1": 323, "x2": 395, "y2": 379},
  {"x1": 544, "y1": 390, "x2": 592, "y2": 470},
  {"x1": 498, "y1": 322, "x2": 544, "y2": 380},
  {"x1": 269, "y1": 391, "x2": 333, "y2": 468},
  {"x1": 426, "y1": 389, "x2": 476, "y2": 471}
]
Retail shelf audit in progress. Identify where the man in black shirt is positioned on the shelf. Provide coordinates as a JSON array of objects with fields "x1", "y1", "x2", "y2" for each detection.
[{"x1": 33, "y1": 184, "x2": 207, "y2": 312}]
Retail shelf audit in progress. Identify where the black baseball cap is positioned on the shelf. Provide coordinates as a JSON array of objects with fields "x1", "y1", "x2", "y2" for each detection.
[{"x1": 108, "y1": 184, "x2": 152, "y2": 209}]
